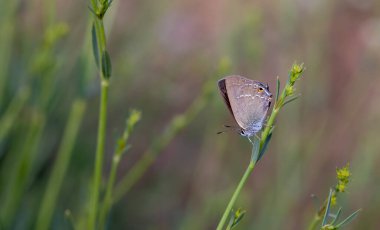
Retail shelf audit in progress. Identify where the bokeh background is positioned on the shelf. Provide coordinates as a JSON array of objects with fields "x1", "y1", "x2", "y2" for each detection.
[{"x1": 1, "y1": 0, "x2": 380, "y2": 229}]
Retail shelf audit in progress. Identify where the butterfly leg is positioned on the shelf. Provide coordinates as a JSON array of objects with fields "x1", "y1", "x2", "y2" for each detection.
[{"x1": 247, "y1": 135, "x2": 261, "y2": 145}]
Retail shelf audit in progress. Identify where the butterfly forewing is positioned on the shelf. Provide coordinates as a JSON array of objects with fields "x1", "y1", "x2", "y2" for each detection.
[{"x1": 218, "y1": 75, "x2": 271, "y2": 134}]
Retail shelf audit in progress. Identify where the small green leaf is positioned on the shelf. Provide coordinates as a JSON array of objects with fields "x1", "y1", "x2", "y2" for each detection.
[
  {"x1": 226, "y1": 210, "x2": 235, "y2": 230},
  {"x1": 275, "y1": 76, "x2": 280, "y2": 103},
  {"x1": 331, "y1": 208, "x2": 342, "y2": 225},
  {"x1": 101, "y1": 51, "x2": 112, "y2": 79},
  {"x1": 282, "y1": 94, "x2": 301, "y2": 107},
  {"x1": 257, "y1": 132, "x2": 272, "y2": 162},
  {"x1": 335, "y1": 209, "x2": 361, "y2": 228},
  {"x1": 88, "y1": 5, "x2": 97, "y2": 16},
  {"x1": 231, "y1": 209, "x2": 246, "y2": 229},
  {"x1": 250, "y1": 137, "x2": 260, "y2": 163},
  {"x1": 91, "y1": 24, "x2": 99, "y2": 68},
  {"x1": 322, "y1": 189, "x2": 333, "y2": 227}
]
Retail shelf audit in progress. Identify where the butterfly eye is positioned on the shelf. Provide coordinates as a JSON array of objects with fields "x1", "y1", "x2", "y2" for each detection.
[{"x1": 258, "y1": 87, "x2": 264, "y2": 92}]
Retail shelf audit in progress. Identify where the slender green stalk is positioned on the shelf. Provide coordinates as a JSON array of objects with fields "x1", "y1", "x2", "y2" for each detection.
[
  {"x1": 99, "y1": 110, "x2": 141, "y2": 228},
  {"x1": 36, "y1": 99, "x2": 86, "y2": 230},
  {"x1": 216, "y1": 161, "x2": 256, "y2": 230},
  {"x1": 89, "y1": 79, "x2": 109, "y2": 229},
  {"x1": 113, "y1": 81, "x2": 214, "y2": 203},
  {"x1": 98, "y1": 153, "x2": 120, "y2": 228},
  {"x1": 112, "y1": 114, "x2": 190, "y2": 203},
  {"x1": 88, "y1": 0, "x2": 112, "y2": 227}
]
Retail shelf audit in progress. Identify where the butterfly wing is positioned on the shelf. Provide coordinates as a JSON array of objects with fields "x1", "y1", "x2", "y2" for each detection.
[
  {"x1": 219, "y1": 75, "x2": 270, "y2": 132},
  {"x1": 217, "y1": 78, "x2": 234, "y2": 117}
]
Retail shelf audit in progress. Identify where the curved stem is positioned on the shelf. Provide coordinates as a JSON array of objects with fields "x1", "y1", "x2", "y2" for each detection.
[{"x1": 216, "y1": 161, "x2": 256, "y2": 230}]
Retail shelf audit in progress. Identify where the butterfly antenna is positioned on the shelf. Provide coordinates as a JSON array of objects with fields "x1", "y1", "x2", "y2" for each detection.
[{"x1": 217, "y1": 125, "x2": 240, "y2": 135}]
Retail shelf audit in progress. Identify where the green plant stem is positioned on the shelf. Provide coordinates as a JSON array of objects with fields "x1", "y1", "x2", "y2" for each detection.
[
  {"x1": 89, "y1": 79, "x2": 109, "y2": 229},
  {"x1": 217, "y1": 161, "x2": 256, "y2": 230},
  {"x1": 36, "y1": 99, "x2": 86, "y2": 230},
  {"x1": 307, "y1": 194, "x2": 331, "y2": 230},
  {"x1": 88, "y1": 0, "x2": 110, "y2": 226},
  {"x1": 99, "y1": 148, "x2": 122, "y2": 228}
]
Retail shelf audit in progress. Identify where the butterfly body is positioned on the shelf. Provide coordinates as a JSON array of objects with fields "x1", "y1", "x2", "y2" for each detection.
[{"x1": 218, "y1": 75, "x2": 272, "y2": 137}]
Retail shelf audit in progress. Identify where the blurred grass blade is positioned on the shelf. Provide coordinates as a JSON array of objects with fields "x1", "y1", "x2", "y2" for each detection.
[
  {"x1": 113, "y1": 80, "x2": 214, "y2": 203},
  {"x1": 0, "y1": 112, "x2": 45, "y2": 228},
  {"x1": 64, "y1": 209, "x2": 78, "y2": 230},
  {"x1": 36, "y1": 99, "x2": 86, "y2": 230},
  {"x1": 0, "y1": 0, "x2": 21, "y2": 108},
  {"x1": 335, "y1": 209, "x2": 361, "y2": 228},
  {"x1": 0, "y1": 87, "x2": 30, "y2": 143},
  {"x1": 322, "y1": 189, "x2": 333, "y2": 227}
]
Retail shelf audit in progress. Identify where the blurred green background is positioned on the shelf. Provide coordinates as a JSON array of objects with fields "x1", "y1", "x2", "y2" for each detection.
[{"x1": 1, "y1": 0, "x2": 380, "y2": 229}]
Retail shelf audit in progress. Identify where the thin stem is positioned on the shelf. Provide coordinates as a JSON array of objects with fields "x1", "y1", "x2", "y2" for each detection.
[
  {"x1": 216, "y1": 161, "x2": 256, "y2": 230},
  {"x1": 307, "y1": 193, "x2": 332, "y2": 230},
  {"x1": 88, "y1": 0, "x2": 110, "y2": 226},
  {"x1": 113, "y1": 81, "x2": 212, "y2": 203},
  {"x1": 99, "y1": 147, "x2": 122, "y2": 228},
  {"x1": 89, "y1": 80, "x2": 109, "y2": 229}
]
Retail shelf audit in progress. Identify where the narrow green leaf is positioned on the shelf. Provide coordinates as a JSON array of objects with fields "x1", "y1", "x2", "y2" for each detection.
[
  {"x1": 257, "y1": 132, "x2": 272, "y2": 162},
  {"x1": 250, "y1": 137, "x2": 260, "y2": 163},
  {"x1": 335, "y1": 209, "x2": 361, "y2": 228},
  {"x1": 331, "y1": 208, "x2": 342, "y2": 225},
  {"x1": 275, "y1": 76, "x2": 280, "y2": 103},
  {"x1": 101, "y1": 50, "x2": 112, "y2": 78},
  {"x1": 322, "y1": 189, "x2": 333, "y2": 227},
  {"x1": 282, "y1": 94, "x2": 301, "y2": 107},
  {"x1": 88, "y1": 6, "x2": 97, "y2": 16},
  {"x1": 226, "y1": 210, "x2": 235, "y2": 230},
  {"x1": 91, "y1": 24, "x2": 99, "y2": 68}
]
